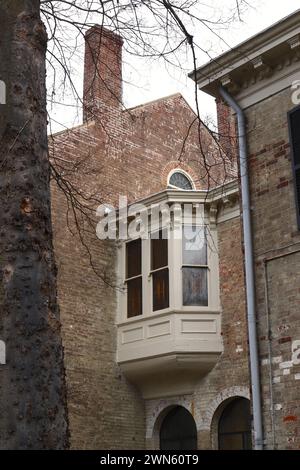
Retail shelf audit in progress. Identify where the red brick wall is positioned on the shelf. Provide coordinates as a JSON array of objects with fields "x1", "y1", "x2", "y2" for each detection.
[{"x1": 51, "y1": 91, "x2": 221, "y2": 449}]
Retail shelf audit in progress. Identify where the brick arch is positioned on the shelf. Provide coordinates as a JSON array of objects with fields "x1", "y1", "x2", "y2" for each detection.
[
  {"x1": 210, "y1": 387, "x2": 250, "y2": 450},
  {"x1": 146, "y1": 396, "x2": 200, "y2": 440},
  {"x1": 200, "y1": 386, "x2": 250, "y2": 431},
  {"x1": 161, "y1": 161, "x2": 201, "y2": 190},
  {"x1": 147, "y1": 399, "x2": 199, "y2": 450}
]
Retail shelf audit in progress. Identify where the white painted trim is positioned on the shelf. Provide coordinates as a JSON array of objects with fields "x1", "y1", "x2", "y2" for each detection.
[
  {"x1": 191, "y1": 10, "x2": 300, "y2": 90},
  {"x1": 237, "y1": 62, "x2": 300, "y2": 110}
]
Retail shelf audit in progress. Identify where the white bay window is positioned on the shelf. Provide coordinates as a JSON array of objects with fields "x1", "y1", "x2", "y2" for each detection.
[
  {"x1": 115, "y1": 186, "x2": 240, "y2": 399},
  {"x1": 122, "y1": 222, "x2": 213, "y2": 319}
]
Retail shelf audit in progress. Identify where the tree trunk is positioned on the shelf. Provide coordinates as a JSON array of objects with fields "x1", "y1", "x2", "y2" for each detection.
[{"x1": 0, "y1": 0, "x2": 69, "y2": 449}]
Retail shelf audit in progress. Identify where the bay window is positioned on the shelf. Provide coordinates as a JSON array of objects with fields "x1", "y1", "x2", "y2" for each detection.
[
  {"x1": 116, "y1": 187, "x2": 235, "y2": 395},
  {"x1": 124, "y1": 223, "x2": 212, "y2": 318}
]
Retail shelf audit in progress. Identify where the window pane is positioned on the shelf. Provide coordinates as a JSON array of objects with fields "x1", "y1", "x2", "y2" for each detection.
[
  {"x1": 126, "y1": 239, "x2": 141, "y2": 279},
  {"x1": 169, "y1": 172, "x2": 193, "y2": 190},
  {"x1": 153, "y1": 268, "x2": 169, "y2": 311},
  {"x1": 151, "y1": 230, "x2": 168, "y2": 270},
  {"x1": 127, "y1": 277, "x2": 142, "y2": 318},
  {"x1": 182, "y1": 226, "x2": 207, "y2": 266},
  {"x1": 182, "y1": 267, "x2": 208, "y2": 306}
]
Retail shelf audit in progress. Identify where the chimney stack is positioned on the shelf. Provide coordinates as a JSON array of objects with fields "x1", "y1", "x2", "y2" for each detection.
[
  {"x1": 83, "y1": 26, "x2": 123, "y2": 122},
  {"x1": 216, "y1": 97, "x2": 237, "y2": 162}
]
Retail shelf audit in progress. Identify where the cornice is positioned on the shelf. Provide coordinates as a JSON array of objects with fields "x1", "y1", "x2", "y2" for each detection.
[
  {"x1": 190, "y1": 10, "x2": 300, "y2": 103},
  {"x1": 126, "y1": 179, "x2": 239, "y2": 209}
]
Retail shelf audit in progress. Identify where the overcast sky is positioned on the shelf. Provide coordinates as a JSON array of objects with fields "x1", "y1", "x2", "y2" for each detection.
[{"x1": 49, "y1": 1, "x2": 299, "y2": 132}]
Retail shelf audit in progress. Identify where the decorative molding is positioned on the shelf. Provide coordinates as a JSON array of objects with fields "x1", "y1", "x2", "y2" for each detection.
[
  {"x1": 252, "y1": 56, "x2": 273, "y2": 81},
  {"x1": 288, "y1": 35, "x2": 300, "y2": 61},
  {"x1": 237, "y1": 60, "x2": 300, "y2": 109},
  {"x1": 221, "y1": 74, "x2": 240, "y2": 94},
  {"x1": 191, "y1": 10, "x2": 300, "y2": 96},
  {"x1": 288, "y1": 34, "x2": 300, "y2": 50}
]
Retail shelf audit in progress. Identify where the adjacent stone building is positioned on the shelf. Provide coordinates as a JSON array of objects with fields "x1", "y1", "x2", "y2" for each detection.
[
  {"x1": 193, "y1": 10, "x2": 300, "y2": 450},
  {"x1": 50, "y1": 25, "x2": 251, "y2": 450}
]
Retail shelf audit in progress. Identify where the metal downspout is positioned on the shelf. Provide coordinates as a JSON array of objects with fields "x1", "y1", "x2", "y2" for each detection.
[{"x1": 219, "y1": 86, "x2": 264, "y2": 450}]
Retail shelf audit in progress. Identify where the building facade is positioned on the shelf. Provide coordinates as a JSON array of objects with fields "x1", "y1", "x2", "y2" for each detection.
[
  {"x1": 193, "y1": 10, "x2": 300, "y2": 450},
  {"x1": 50, "y1": 26, "x2": 252, "y2": 450}
]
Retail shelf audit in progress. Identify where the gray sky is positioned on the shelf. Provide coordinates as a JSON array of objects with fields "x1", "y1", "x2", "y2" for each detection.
[{"x1": 49, "y1": 1, "x2": 299, "y2": 132}]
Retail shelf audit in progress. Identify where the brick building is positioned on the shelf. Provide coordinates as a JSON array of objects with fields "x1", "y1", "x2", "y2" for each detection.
[
  {"x1": 50, "y1": 25, "x2": 251, "y2": 450},
  {"x1": 193, "y1": 10, "x2": 300, "y2": 449}
]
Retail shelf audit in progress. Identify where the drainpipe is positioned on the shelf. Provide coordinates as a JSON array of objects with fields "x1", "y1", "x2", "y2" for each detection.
[{"x1": 219, "y1": 86, "x2": 263, "y2": 450}]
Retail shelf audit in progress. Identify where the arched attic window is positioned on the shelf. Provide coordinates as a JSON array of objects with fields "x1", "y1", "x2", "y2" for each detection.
[{"x1": 168, "y1": 170, "x2": 194, "y2": 190}]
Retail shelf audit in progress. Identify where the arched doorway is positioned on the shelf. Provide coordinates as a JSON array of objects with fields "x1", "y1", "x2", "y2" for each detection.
[
  {"x1": 218, "y1": 397, "x2": 252, "y2": 450},
  {"x1": 160, "y1": 406, "x2": 197, "y2": 450}
]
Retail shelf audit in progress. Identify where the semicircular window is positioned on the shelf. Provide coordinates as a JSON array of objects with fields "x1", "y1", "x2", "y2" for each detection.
[{"x1": 169, "y1": 171, "x2": 193, "y2": 190}]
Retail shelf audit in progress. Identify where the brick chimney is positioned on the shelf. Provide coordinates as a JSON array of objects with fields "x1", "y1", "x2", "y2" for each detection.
[
  {"x1": 216, "y1": 97, "x2": 237, "y2": 162},
  {"x1": 83, "y1": 26, "x2": 123, "y2": 122}
]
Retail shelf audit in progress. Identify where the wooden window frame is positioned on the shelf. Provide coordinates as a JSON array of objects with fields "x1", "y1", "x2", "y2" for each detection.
[
  {"x1": 182, "y1": 225, "x2": 209, "y2": 307},
  {"x1": 150, "y1": 229, "x2": 169, "y2": 312},
  {"x1": 125, "y1": 238, "x2": 143, "y2": 318}
]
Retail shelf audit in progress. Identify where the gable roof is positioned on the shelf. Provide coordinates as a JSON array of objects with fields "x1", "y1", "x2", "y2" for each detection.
[{"x1": 124, "y1": 92, "x2": 196, "y2": 117}]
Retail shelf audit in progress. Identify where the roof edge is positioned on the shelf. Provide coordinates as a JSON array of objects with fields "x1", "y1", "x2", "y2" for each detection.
[{"x1": 189, "y1": 9, "x2": 300, "y2": 95}]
